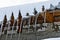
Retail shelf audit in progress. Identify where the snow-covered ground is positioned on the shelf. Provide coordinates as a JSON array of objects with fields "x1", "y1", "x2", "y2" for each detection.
[{"x1": 43, "y1": 37, "x2": 60, "y2": 40}]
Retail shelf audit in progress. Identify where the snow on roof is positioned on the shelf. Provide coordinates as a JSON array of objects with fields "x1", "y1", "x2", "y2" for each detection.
[
  {"x1": 49, "y1": 2, "x2": 60, "y2": 10},
  {"x1": 23, "y1": 16, "x2": 30, "y2": 18},
  {"x1": 56, "y1": 2, "x2": 60, "y2": 8},
  {"x1": 49, "y1": 4, "x2": 55, "y2": 10}
]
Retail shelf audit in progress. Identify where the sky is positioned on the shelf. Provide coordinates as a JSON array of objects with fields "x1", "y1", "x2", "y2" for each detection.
[
  {"x1": 0, "y1": 0, "x2": 48, "y2": 8},
  {"x1": 0, "y1": 0, "x2": 60, "y2": 21}
]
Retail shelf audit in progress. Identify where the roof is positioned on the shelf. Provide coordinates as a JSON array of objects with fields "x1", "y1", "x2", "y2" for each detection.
[
  {"x1": 49, "y1": 4, "x2": 55, "y2": 10},
  {"x1": 49, "y1": 2, "x2": 60, "y2": 10},
  {"x1": 56, "y1": 2, "x2": 60, "y2": 8}
]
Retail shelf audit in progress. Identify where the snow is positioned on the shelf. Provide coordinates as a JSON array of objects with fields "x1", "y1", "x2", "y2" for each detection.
[
  {"x1": 56, "y1": 2, "x2": 60, "y2": 8},
  {"x1": 49, "y1": 4, "x2": 55, "y2": 10},
  {"x1": 37, "y1": 28, "x2": 46, "y2": 32},
  {"x1": 23, "y1": 16, "x2": 30, "y2": 18},
  {"x1": 43, "y1": 37, "x2": 60, "y2": 40}
]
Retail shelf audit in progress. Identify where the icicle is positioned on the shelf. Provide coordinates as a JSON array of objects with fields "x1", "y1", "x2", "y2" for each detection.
[{"x1": 18, "y1": 18, "x2": 23, "y2": 40}]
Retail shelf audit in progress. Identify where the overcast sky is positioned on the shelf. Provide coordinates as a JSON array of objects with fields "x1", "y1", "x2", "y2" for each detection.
[
  {"x1": 0, "y1": 0, "x2": 60, "y2": 22},
  {"x1": 0, "y1": 0, "x2": 48, "y2": 8}
]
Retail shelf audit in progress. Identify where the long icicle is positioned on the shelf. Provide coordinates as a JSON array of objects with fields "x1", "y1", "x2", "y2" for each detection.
[
  {"x1": 35, "y1": 14, "x2": 39, "y2": 40},
  {"x1": 18, "y1": 18, "x2": 22, "y2": 40},
  {"x1": 28, "y1": 16, "x2": 31, "y2": 33},
  {"x1": 1, "y1": 22, "x2": 3, "y2": 37},
  {"x1": 5, "y1": 22, "x2": 9, "y2": 40},
  {"x1": 10, "y1": 20, "x2": 15, "y2": 40}
]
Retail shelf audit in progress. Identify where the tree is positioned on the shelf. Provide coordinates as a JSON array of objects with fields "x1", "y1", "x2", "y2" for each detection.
[
  {"x1": 10, "y1": 12, "x2": 15, "y2": 30},
  {"x1": 42, "y1": 5, "x2": 45, "y2": 11},
  {"x1": 3, "y1": 15, "x2": 7, "y2": 24},
  {"x1": 33, "y1": 8, "x2": 38, "y2": 15},
  {"x1": 26, "y1": 12, "x2": 29, "y2": 16},
  {"x1": 2, "y1": 15, "x2": 7, "y2": 34},
  {"x1": 17, "y1": 10, "x2": 22, "y2": 33}
]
